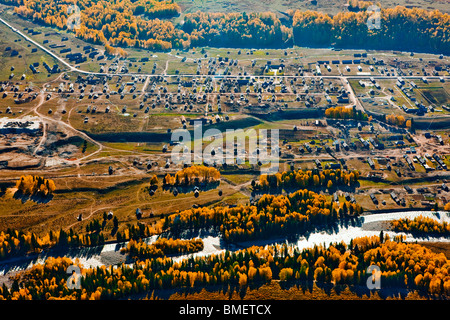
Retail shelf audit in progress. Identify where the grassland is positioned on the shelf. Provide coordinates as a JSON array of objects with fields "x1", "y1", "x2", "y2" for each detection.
[{"x1": 0, "y1": 159, "x2": 256, "y2": 239}]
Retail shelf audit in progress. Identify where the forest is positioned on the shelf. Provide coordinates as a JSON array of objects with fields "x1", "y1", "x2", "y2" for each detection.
[
  {"x1": 182, "y1": 11, "x2": 292, "y2": 48},
  {"x1": 1, "y1": 0, "x2": 449, "y2": 54},
  {"x1": 2, "y1": 234, "x2": 450, "y2": 300},
  {"x1": 163, "y1": 188, "x2": 362, "y2": 242},
  {"x1": 291, "y1": 7, "x2": 450, "y2": 54},
  {"x1": 11, "y1": 0, "x2": 187, "y2": 51}
]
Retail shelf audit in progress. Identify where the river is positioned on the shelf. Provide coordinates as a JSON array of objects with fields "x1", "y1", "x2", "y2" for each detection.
[{"x1": 1, "y1": 210, "x2": 449, "y2": 279}]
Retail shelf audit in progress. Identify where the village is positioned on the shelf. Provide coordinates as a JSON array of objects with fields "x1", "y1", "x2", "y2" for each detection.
[{"x1": 1, "y1": 0, "x2": 450, "y2": 304}]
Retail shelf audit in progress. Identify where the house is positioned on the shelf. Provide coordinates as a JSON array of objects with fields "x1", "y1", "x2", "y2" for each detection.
[
  {"x1": 367, "y1": 157, "x2": 375, "y2": 169},
  {"x1": 334, "y1": 140, "x2": 340, "y2": 151},
  {"x1": 369, "y1": 137, "x2": 379, "y2": 149},
  {"x1": 433, "y1": 153, "x2": 447, "y2": 169},
  {"x1": 337, "y1": 92, "x2": 349, "y2": 103},
  {"x1": 329, "y1": 163, "x2": 341, "y2": 169},
  {"x1": 404, "y1": 185, "x2": 413, "y2": 193},
  {"x1": 360, "y1": 137, "x2": 370, "y2": 148},
  {"x1": 403, "y1": 154, "x2": 415, "y2": 170},
  {"x1": 29, "y1": 64, "x2": 37, "y2": 73},
  {"x1": 342, "y1": 142, "x2": 349, "y2": 151},
  {"x1": 314, "y1": 159, "x2": 322, "y2": 168},
  {"x1": 370, "y1": 193, "x2": 378, "y2": 204},
  {"x1": 390, "y1": 191, "x2": 400, "y2": 204}
]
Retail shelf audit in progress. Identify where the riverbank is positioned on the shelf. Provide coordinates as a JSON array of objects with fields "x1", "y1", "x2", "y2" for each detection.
[{"x1": 1, "y1": 210, "x2": 449, "y2": 288}]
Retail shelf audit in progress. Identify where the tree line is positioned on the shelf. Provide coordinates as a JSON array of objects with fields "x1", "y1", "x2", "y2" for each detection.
[
  {"x1": 163, "y1": 165, "x2": 220, "y2": 187},
  {"x1": 121, "y1": 237, "x2": 204, "y2": 259},
  {"x1": 164, "y1": 188, "x2": 362, "y2": 242},
  {"x1": 386, "y1": 114, "x2": 413, "y2": 128},
  {"x1": 291, "y1": 6, "x2": 450, "y2": 54},
  {"x1": 2, "y1": 234, "x2": 450, "y2": 300},
  {"x1": 0, "y1": 224, "x2": 108, "y2": 261},
  {"x1": 325, "y1": 106, "x2": 368, "y2": 121},
  {"x1": 4, "y1": 0, "x2": 449, "y2": 54},
  {"x1": 390, "y1": 215, "x2": 450, "y2": 237},
  {"x1": 254, "y1": 168, "x2": 360, "y2": 192},
  {"x1": 182, "y1": 11, "x2": 292, "y2": 48}
]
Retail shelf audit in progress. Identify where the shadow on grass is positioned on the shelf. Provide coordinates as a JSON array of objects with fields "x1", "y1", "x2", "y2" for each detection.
[
  {"x1": 162, "y1": 181, "x2": 220, "y2": 194},
  {"x1": 13, "y1": 190, "x2": 53, "y2": 204}
]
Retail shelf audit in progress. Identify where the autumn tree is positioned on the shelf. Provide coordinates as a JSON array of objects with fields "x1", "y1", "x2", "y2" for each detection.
[
  {"x1": 15, "y1": 175, "x2": 56, "y2": 197},
  {"x1": 150, "y1": 175, "x2": 159, "y2": 186}
]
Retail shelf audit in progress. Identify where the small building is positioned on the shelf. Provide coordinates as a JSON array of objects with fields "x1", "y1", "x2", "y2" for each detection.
[
  {"x1": 367, "y1": 157, "x2": 375, "y2": 169},
  {"x1": 370, "y1": 193, "x2": 378, "y2": 204},
  {"x1": 329, "y1": 163, "x2": 341, "y2": 169},
  {"x1": 404, "y1": 185, "x2": 413, "y2": 193}
]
